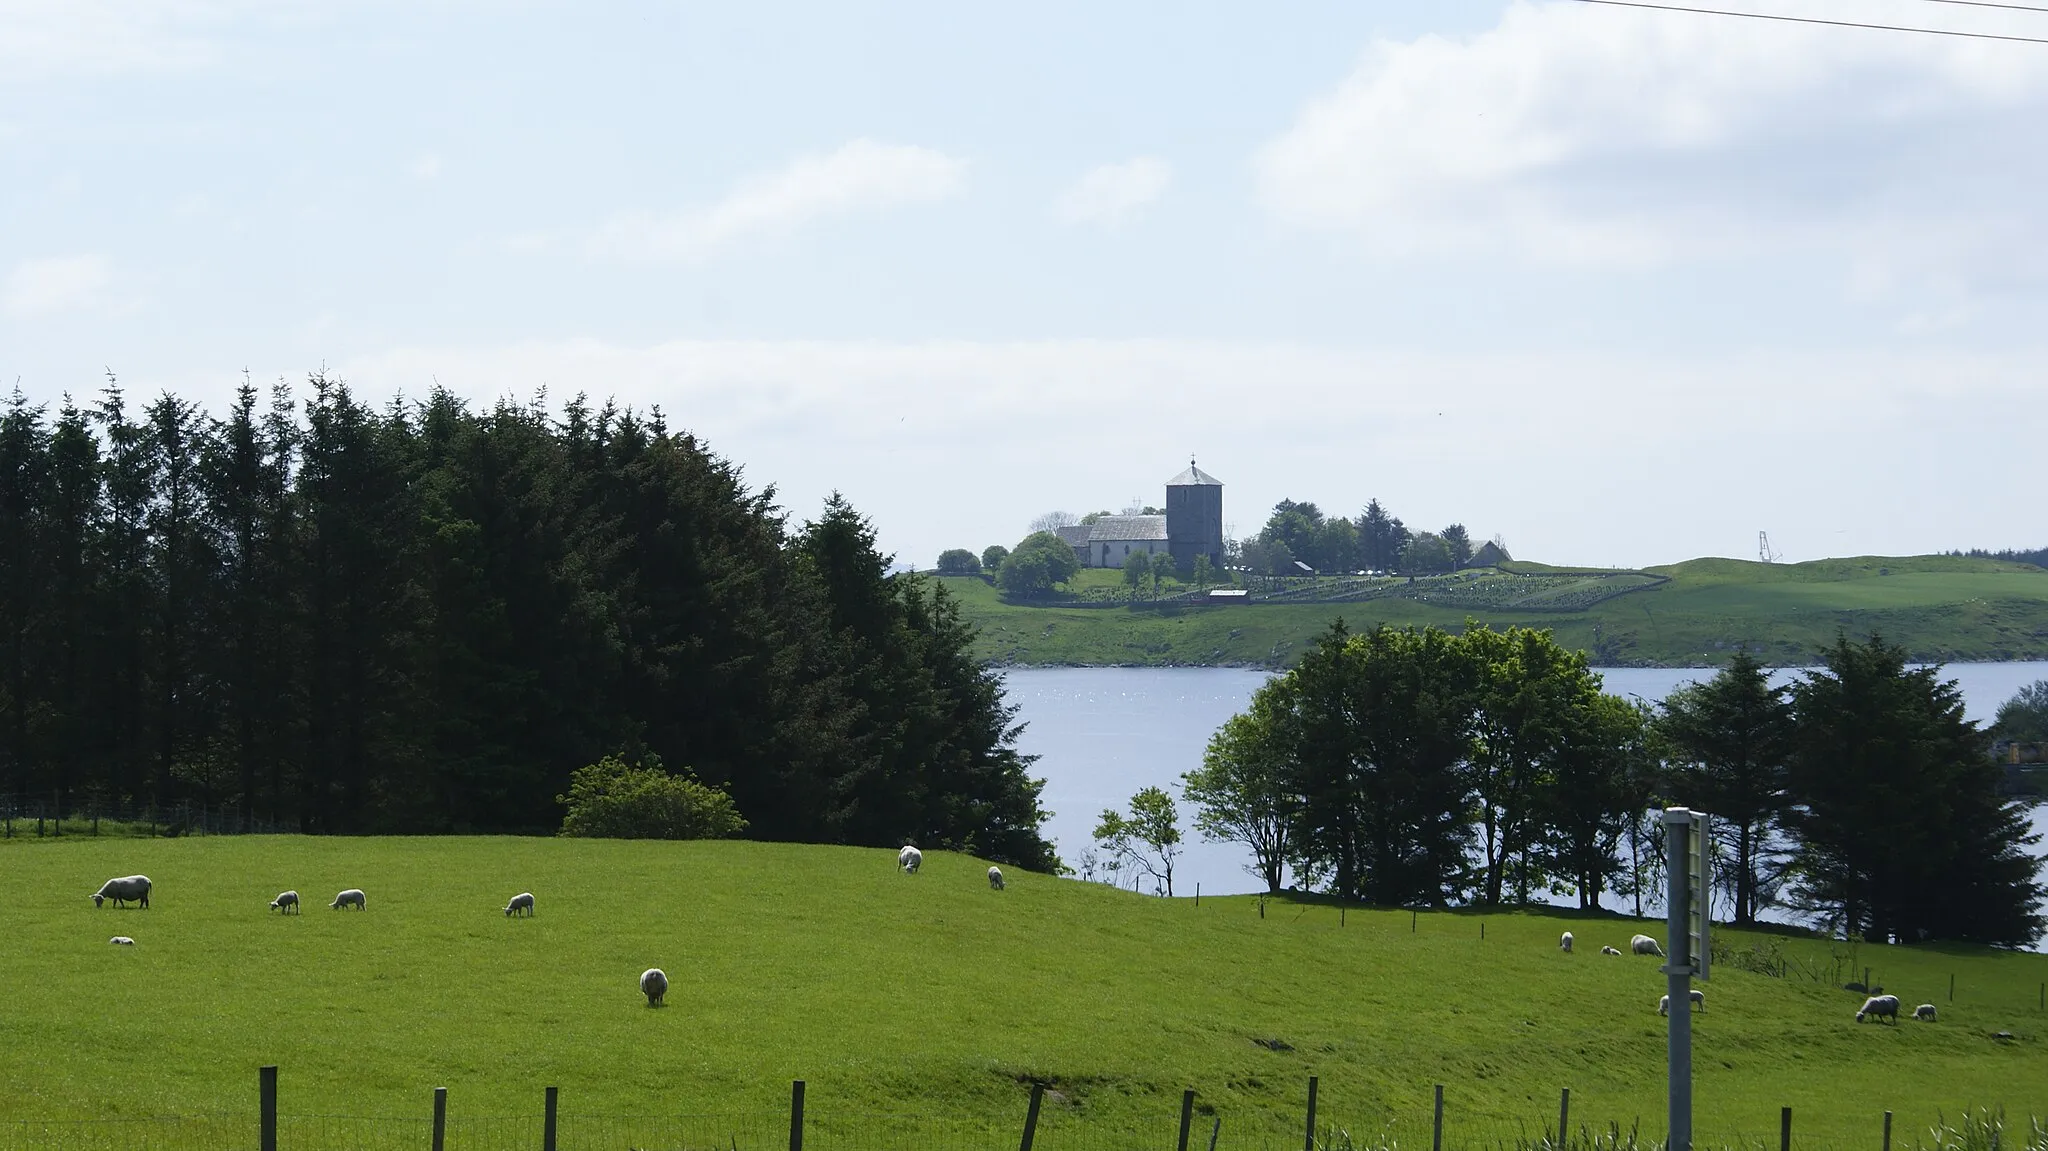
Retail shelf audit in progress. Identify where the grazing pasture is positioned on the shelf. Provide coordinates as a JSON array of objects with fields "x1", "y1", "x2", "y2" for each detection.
[{"x1": 2, "y1": 835, "x2": 2044, "y2": 1146}]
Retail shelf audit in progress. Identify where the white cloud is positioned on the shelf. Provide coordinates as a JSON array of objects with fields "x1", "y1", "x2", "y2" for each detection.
[
  {"x1": 1055, "y1": 157, "x2": 1172, "y2": 226},
  {"x1": 335, "y1": 337, "x2": 2048, "y2": 575},
  {"x1": 0, "y1": 1, "x2": 235, "y2": 80},
  {"x1": 588, "y1": 139, "x2": 967, "y2": 260},
  {"x1": 2, "y1": 254, "x2": 110, "y2": 317},
  {"x1": 1255, "y1": 0, "x2": 2048, "y2": 294}
]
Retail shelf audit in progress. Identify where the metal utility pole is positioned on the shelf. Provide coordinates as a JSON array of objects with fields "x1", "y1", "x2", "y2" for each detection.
[{"x1": 1664, "y1": 808, "x2": 1711, "y2": 1151}]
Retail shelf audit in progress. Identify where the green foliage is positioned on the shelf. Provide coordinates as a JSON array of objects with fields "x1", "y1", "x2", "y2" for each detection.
[
  {"x1": 1183, "y1": 699, "x2": 1296, "y2": 893},
  {"x1": 1122, "y1": 549, "x2": 1150, "y2": 596},
  {"x1": 1994, "y1": 679, "x2": 2048, "y2": 742},
  {"x1": 0, "y1": 380, "x2": 1057, "y2": 868},
  {"x1": 1657, "y1": 651, "x2": 1794, "y2": 924},
  {"x1": 1441, "y1": 523, "x2": 1474, "y2": 567},
  {"x1": 979, "y1": 544, "x2": 1009, "y2": 571},
  {"x1": 1786, "y1": 635, "x2": 2045, "y2": 946},
  {"x1": 1192, "y1": 555, "x2": 1216, "y2": 591},
  {"x1": 1094, "y1": 785, "x2": 1182, "y2": 895},
  {"x1": 935, "y1": 548, "x2": 981, "y2": 575},
  {"x1": 557, "y1": 754, "x2": 747, "y2": 840},
  {"x1": 998, "y1": 530, "x2": 1081, "y2": 598},
  {"x1": 1400, "y1": 532, "x2": 1455, "y2": 575}
]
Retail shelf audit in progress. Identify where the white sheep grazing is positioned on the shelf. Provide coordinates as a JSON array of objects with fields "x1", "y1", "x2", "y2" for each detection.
[
  {"x1": 899, "y1": 845, "x2": 923, "y2": 874},
  {"x1": 269, "y1": 890, "x2": 299, "y2": 914},
  {"x1": 1631, "y1": 934, "x2": 1665, "y2": 957},
  {"x1": 503, "y1": 892, "x2": 535, "y2": 918},
  {"x1": 1559, "y1": 931, "x2": 1574, "y2": 953},
  {"x1": 1914, "y1": 1003, "x2": 1938, "y2": 1022},
  {"x1": 109, "y1": 936, "x2": 135, "y2": 946},
  {"x1": 988, "y1": 866, "x2": 1005, "y2": 891},
  {"x1": 1657, "y1": 990, "x2": 1706, "y2": 1015},
  {"x1": 1856, "y1": 994, "x2": 1901, "y2": 1024},
  {"x1": 330, "y1": 888, "x2": 366, "y2": 911},
  {"x1": 640, "y1": 967, "x2": 668, "y2": 1007},
  {"x1": 1600, "y1": 945, "x2": 1622, "y2": 956},
  {"x1": 91, "y1": 875, "x2": 152, "y2": 909}
]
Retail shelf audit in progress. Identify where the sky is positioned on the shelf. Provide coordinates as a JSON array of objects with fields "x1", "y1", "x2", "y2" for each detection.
[{"x1": 3, "y1": 0, "x2": 2045, "y2": 570}]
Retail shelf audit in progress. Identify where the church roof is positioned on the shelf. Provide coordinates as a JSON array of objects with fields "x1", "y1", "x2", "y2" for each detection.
[
  {"x1": 1088, "y1": 515, "x2": 1168, "y2": 542},
  {"x1": 1166, "y1": 459, "x2": 1223, "y2": 487},
  {"x1": 1054, "y1": 525, "x2": 1092, "y2": 548}
]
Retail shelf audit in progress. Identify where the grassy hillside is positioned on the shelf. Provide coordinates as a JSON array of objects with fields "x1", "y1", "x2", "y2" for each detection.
[
  {"x1": 4, "y1": 836, "x2": 2046, "y2": 1148},
  {"x1": 946, "y1": 555, "x2": 2048, "y2": 667}
]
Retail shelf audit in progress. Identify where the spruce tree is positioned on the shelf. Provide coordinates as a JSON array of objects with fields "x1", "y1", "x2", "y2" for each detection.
[{"x1": 1658, "y1": 650, "x2": 1795, "y2": 924}]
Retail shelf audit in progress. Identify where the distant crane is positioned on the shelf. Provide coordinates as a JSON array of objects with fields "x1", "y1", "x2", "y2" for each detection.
[{"x1": 1758, "y1": 532, "x2": 1781, "y2": 564}]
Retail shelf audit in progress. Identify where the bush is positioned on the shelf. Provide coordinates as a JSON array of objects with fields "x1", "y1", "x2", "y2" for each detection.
[
  {"x1": 557, "y1": 754, "x2": 749, "y2": 840},
  {"x1": 981, "y1": 545, "x2": 1010, "y2": 571},
  {"x1": 936, "y1": 548, "x2": 981, "y2": 575}
]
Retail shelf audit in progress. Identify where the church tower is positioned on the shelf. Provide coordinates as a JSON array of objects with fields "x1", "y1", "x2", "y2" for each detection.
[{"x1": 1165, "y1": 457, "x2": 1224, "y2": 574}]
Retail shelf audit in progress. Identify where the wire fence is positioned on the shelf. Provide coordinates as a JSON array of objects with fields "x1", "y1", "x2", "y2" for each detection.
[
  {"x1": 0, "y1": 793, "x2": 295, "y2": 838},
  {"x1": 5, "y1": 1084, "x2": 2044, "y2": 1151}
]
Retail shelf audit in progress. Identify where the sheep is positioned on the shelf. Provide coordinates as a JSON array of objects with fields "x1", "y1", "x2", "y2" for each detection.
[
  {"x1": 329, "y1": 888, "x2": 367, "y2": 911},
  {"x1": 1600, "y1": 945, "x2": 1623, "y2": 956},
  {"x1": 988, "y1": 866, "x2": 1005, "y2": 891},
  {"x1": 269, "y1": 890, "x2": 299, "y2": 914},
  {"x1": 640, "y1": 967, "x2": 668, "y2": 1007},
  {"x1": 503, "y1": 892, "x2": 535, "y2": 918},
  {"x1": 1658, "y1": 990, "x2": 1706, "y2": 1015},
  {"x1": 899, "y1": 845, "x2": 922, "y2": 874},
  {"x1": 1856, "y1": 994, "x2": 1901, "y2": 1024},
  {"x1": 1631, "y1": 934, "x2": 1665, "y2": 957},
  {"x1": 109, "y1": 936, "x2": 135, "y2": 946},
  {"x1": 1559, "y1": 931, "x2": 1574, "y2": 953},
  {"x1": 1914, "y1": 1003, "x2": 1938, "y2": 1022},
  {"x1": 91, "y1": 875, "x2": 152, "y2": 909}
]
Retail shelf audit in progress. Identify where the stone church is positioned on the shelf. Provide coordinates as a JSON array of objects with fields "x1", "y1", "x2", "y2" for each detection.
[{"x1": 1056, "y1": 459, "x2": 1224, "y2": 572}]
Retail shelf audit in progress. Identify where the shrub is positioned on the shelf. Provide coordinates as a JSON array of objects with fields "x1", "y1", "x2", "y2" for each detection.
[
  {"x1": 557, "y1": 754, "x2": 749, "y2": 840},
  {"x1": 936, "y1": 548, "x2": 981, "y2": 575}
]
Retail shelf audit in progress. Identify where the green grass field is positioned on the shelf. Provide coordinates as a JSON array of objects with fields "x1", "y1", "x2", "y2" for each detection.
[
  {"x1": 4, "y1": 835, "x2": 2045, "y2": 1149},
  {"x1": 946, "y1": 555, "x2": 2048, "y2": 668}
]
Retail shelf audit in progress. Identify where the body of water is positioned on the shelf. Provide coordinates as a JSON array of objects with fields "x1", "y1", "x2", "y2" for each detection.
[{"x1": 1004, "y1": 662, "x2": 2048, "y2": 944}]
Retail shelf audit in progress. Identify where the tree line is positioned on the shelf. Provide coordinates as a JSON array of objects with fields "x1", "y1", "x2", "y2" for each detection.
[
  {"x1": 1178, "y1": 624, "x2": 2044, "y2": 947},
  {"x1": 0, "y1": 377, "x2": 1058, "y2": 869},
  {"x1": 1239, "y1": 498, "x2": 1504, "y2": 577}
]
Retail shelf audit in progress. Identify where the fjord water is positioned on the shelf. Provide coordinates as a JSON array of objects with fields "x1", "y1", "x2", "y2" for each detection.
[{"x1": 1004, "y1": 663, "x2": 2048, "y2": 942}]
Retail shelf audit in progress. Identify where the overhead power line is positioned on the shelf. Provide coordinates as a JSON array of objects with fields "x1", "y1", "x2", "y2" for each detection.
[
  {"x1": 1911, "y1": 0, "x2": 2048, "y2": 14},
  {"x1": 1567, "y1": 0, "x2": 2048, "y2": 43}
]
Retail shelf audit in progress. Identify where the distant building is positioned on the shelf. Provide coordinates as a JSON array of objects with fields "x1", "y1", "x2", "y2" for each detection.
[
  {"x1": 1166, "y1": 459, "x2": 1225, "y2": 574},
  {"x1": 1464, "y1": 540, "x2": 1510, "y2": 569},
  {"x1": 1065, "y1": 460, "x2": 1226, "y2": 570}
]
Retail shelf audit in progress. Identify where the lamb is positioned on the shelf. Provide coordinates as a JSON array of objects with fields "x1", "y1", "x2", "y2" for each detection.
[
  {"x1": 988, "y1": 866, "x2": 1005, "y2": 891},
  {"x1": 640, "y1": 967, "x2": 668, "y2": 1007},
  {"x1": 1658, "y1": 990, "x2": 1706, "y2": 1015},
  {"x1": 269, "y1": 890, "x2": 299, "y2": 914},
  {"x1": 109, "y1": 936, "x2": 135, "y2": 946},
  {"x1": 899, "y1": 845, "x2": 922, "y2": 874},
  {"x1": 91, "y1": 875, "x2": 152, "y2": 909},
  {"x1": 503, "y1": 892, "x2": 535, "y2": 918},
  {"x1": 1559, "y1": 931, "x2": 1574, "y2": 953},
  {"x1": 1855, "y1": 994, "x2": 1901, "y2": 1024},
  {"x1": 1631, "y1": 934, "x2": 1665, "y2": 957},
  {"x1": 1600, "y1": 945, "x2": 1623, "y2": 956},
  {"x1": 329, "y1": 888, "x2": 367, "y2": 910},
  {"x1": 1914, "y1": 1003, "x2": 1938, "y2": 1022}
]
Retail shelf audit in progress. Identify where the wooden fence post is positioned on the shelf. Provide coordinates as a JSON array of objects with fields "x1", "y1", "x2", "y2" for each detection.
[
  {"x1": 789, "y1": 1080, "x2": 806, "y2": 1151},
  {"x1": 1780, "y1": 1106, "x2": 1792, "y2": 1151},
  {"x1": 1178, "y1": 1090, "x2": 1196, "y2": 1151},
  {"x1": 1020, "y1": 1082, "x2": 1043, "y2": 1151},
  {"x1": 1432, "y1": 1085, "x2": 1444, "y2": 1151},
  {"x1": 544, "y1": 1086, "x2": 558, "y2": 1151},
  {"x1": 1304, "y1": 1076, "x2": 1318, "y2": 1151},
  {"x1": 432, "y1": 1086, "x2": 447, "y2": 1151},
  {"x1": 1558, "y1": 1088, "x2": 1569, "y2": 1149},
  {"x1": 1949, "y1": 973, "x2": 1955, "y2": 1003},
  {"x1": 1883, "y1": 1110, "x2": 1893, "y2": 1151},
  {"x1": 259, "y1": 1065, "x2": 277, "y2": 1151}
]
